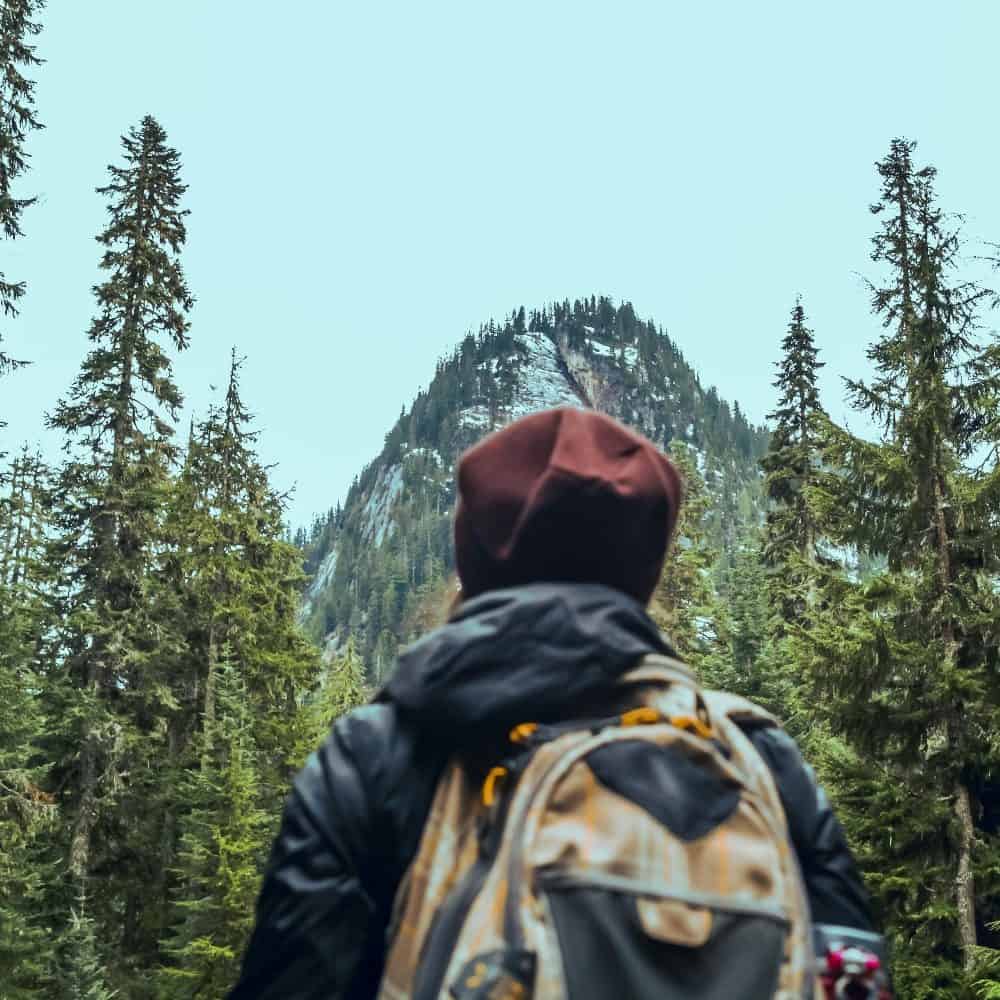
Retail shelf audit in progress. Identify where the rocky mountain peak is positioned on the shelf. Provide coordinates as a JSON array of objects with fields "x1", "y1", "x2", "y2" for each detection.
[{"x1": 299, "y1": 296, "x2": 767, "y2": 671}]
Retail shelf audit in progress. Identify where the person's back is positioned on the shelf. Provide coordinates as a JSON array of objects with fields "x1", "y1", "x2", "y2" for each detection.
[{"x1": 231, "y1": 408, "x2": 888, "y2": 1000}]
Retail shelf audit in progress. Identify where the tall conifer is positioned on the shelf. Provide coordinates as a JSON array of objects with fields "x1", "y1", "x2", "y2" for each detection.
[
  {"x1": 43, "y1": 115, "x2": 192, "y2": 973},
  {"x1": 159, "y1": 656, "x2": 269, "y2": 999},
  {"x1": 0, "y1": 449, "x2": 55, "y2": 995},
  {"x1": 760, "y1": 299, "x2": 825, "y2": 623},
  {"x1": 804, "y1": 139, "x2": 1000, "y2": 989},
  {"x1": 157, "y1": 355, "x2": 321, "y2": 991},
  {"x1": 0, "y1": 0, "x2": 44, "y2": 397},
  {"x1": 650, "y1": 443, "x2": 723, "y2": 661}
]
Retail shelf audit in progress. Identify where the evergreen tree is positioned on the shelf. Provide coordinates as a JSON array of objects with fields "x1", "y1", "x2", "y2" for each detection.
[
  {"x1": 55, "y1": 892, "x2": 118, "y2": 1000},
  {"x1": 760, "y1": 299, "x2": 825, "y2": 625},
  {"x1": 43, "y1": 115, "x2": 193, "y2": 973},
  {"x1": 156, "y1": 357, "x2": 323, "y2": 993},
  {"x1": 0, "y1": 0, "x2": 44, "y2": 396},
  {"x1": 294, "y1": 638, "x2": 367, "y2": 765},
  {"x1": 158, "y1": 655, "x2": 270, "y2": 999},
  {"x1": 719, "y1": 534, "x2": 780, "y2": 706},
  {"x1": 650, "y1": 443, "x2": 723, "y2": 663},
  {"x1": 0, "y1": 448, "x2": 55, "y2": 996},
  {"x1": 804, "y1": 139, "x2": 1000, "y2": 989},
  {"x1": 168, "y1": 352, "x2": 319, "y2": 787}
]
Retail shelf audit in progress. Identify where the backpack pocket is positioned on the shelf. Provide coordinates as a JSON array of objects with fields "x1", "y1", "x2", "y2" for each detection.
[{"x1": 539, "y1": 870, "x2": 788, "y2": 1000}]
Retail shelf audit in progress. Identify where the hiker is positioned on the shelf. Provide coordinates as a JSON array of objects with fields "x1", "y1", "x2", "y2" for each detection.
[{"x1": 231, "y1": 406, "x2": 891, "y2": 1000}]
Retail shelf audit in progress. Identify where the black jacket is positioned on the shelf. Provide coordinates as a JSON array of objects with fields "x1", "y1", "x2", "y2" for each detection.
[{"x1": 231, "y1": 584, "x2": 872, "y2": 1000}]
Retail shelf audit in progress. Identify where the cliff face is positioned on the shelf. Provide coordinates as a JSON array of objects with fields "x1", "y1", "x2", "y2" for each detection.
[{"x1": 299, "y1": 296, "x2": 768, "y2": 674}]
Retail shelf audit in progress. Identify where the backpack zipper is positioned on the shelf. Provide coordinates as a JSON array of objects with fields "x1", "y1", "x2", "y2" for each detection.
[{"x1": 535, "y1": 866, "x2": 791, "y2": 925}]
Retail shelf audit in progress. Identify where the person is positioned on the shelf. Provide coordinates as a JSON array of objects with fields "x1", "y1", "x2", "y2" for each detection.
[{"x1": 230, "y1": 406, "x2": 883, "y2": 1000}]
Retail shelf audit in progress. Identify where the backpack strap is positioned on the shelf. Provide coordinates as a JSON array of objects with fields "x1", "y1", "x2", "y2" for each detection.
[
  {"x1": 618, "y1": 653, "x2": 787, "y2": 825},
  {"x1": 382, "y1": 760, "x2": 481, "y2": 988},
  {"x1": 619, "y1": 651, "x2": 699, "y2": 688},
  {"x1": 700, "y1": 689, "x2": 781, "y2": 730}
]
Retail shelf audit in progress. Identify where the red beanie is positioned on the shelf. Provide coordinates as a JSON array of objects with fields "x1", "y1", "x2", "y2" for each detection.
[{"x1": 454, "y1": 407, "x2": 683, "y2": 605}]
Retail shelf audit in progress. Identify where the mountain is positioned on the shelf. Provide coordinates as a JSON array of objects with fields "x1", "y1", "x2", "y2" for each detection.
[{"x1": 298, "y1": 295, "x2": 769, "y2": 676}]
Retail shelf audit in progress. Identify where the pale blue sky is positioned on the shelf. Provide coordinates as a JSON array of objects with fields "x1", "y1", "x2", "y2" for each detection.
[{"x1": 2, "y1": 1, "x2": 998, "y2": 526}]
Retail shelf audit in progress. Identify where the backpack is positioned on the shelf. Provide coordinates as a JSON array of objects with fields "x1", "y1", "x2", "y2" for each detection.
[{"x1": 377, "y1": 654, "x2": 819, "y2": 1000}]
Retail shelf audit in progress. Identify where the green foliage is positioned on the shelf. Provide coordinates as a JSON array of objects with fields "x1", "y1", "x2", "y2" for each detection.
[
  {"x1": 294, "y1": 638, "x2": 368, "y2": 765},
  {"x1": 2, "y1": 85, "x2": 999, "y2": 1000},
  {"x1": 972, "y1": 924, "x2": 1000, "y2": 999},
  {"x1": 760, "y1": 299, "x2": 826, "y2": 625},
  {"x1": 40, "y1": 115, "x2": 194, "y2": 969},
  {"x1": 0, "y1": 450, "x2": 57, "y2": 997},
  {"x1": 800, "y1": 138, "x2": 1000, "y2": 990},
  {"x1": 650, "y1": 441, "x2": 722, "y2": 661},
  {"x1": 54, "y1": 893, "x2": 117, "y2": 1000},
  {"x1": 0, "y1": 0, "x2": 44, "y2": 384},
  {"x1": 159, "y1": 657, "x2": 271, "y2": 999}
]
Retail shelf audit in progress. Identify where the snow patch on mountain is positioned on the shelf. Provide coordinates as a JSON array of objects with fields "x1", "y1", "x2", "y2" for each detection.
[
  {"x1": 405, "y1": 446, "x2": 443, "y2": 465},
  {"x1": 458, "y1": 405, "x2": 492, "y2": 431},
  {"x1": 457, "y1": 331, "x2": 587, "y2": 431},
  {"x1": 509, "y1": 331, "x2": 588, "y2": 417}
]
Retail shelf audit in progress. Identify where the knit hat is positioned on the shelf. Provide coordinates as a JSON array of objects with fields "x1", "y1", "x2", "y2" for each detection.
[{"x1": 454, "y1": 407, "x2": 683, "y2": 604}]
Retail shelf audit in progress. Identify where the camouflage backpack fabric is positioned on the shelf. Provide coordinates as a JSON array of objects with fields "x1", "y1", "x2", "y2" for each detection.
[{"x1": 378, "y1": 654, "x2": 819, "y2": 1000}]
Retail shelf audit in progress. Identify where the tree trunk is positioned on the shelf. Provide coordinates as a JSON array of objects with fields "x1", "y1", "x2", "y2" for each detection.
[
  {"x1": 69, "y1": 690, "x2": 98, "y2": 879},
  {"x1": 203, "y1": 622, "x2": 218, "y2": 762},
  {"x1": 933, "y1": 472, "x2": 977, "y2": 964},
  {"x1": 953, "y1": 779, "x2": 977, "y2": 968}
]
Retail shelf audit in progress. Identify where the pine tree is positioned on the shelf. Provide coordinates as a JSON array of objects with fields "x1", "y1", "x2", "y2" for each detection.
[
  {"x1": 294, "y1": 638, "x2": 367, "y2": 763},
  {"x1": 0, "y1": 0, "x2": 44, "y2": 401},
  {"x1": 55, "y1": 892, "x2": 117, "y2": 1000},
  {"x1": 163, "y1": 352, "x2": 319, "y2": 787},
  {"x1": 157, "y1": 356, "x2": 323, "y2": 993},
  {"x1": 152, "y1": 354, "x2": 319, "y2": 981},
  {"x1": 804, "y1": 139, "x2": 1000, "y2": 989},
  {"x1": 158, "y1": 655, "x2": 270, "y2": 999},
  {"x1": 760, "y1": 299, "x2": 825, "y2": 625},
  {"x1": 43, "y1": 115, "x2": 193, "y2": 972},
  {"x1": 717, "y1": 533, "x2": 792, "y2": 712},
  {"x1": 0, "y1": 449, "x2": 56, "y2": 996},
  {"x1": 650, "y1": 442, "x2": 724, "y2": 663}
]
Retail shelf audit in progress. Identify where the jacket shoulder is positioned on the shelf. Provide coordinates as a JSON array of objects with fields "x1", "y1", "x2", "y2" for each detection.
[{"x1": 298, "y1": 702, "x2": 444, "y2": 893}]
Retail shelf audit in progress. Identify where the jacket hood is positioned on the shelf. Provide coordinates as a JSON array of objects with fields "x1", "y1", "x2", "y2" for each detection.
[{"x1": 381, "y1": 583, "x2": 671, "y2": 736}]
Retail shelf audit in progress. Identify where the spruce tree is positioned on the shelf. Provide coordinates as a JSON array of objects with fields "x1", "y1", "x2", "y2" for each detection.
[
  {"x1": 650, "y1": 442, "x2": 724, "y2": 663},
  {"x1": 0, "y1": 0, "x2": 44, "y2": 394},
  {"x1": 43, "y1": 115, "x2": 192, "y2": 972},
  {"x1": 158, "y1": 656, "x2": 269, "y2": 999},
  {"x1": 157, "y1": 356, "x2": 322, "y2": 992},
  {"x1": 760, "y1": 299, "x2": 825, "y2": 624},
  {"x1": 716, "y1": 532, "x2": 794, "y2": 715},
  {"x1": 53, "y1": 892, "x2": 117, "y2": 1000},
  {"x1": 293, "y1": 638, "x2": 367, "y2": 764},
  {"x1": 0, "y1": 449, "x2": 55, "y2": 996},
  {"x1": 804, "y1": 139, "x2": 1000, "y2": 990},
  {"x1": 160, "y1": 352, "x2": 319, "y2": 792}
]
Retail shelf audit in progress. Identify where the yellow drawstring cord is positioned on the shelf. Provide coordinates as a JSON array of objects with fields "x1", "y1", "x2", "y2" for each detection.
[
  {"x1": 669, "y1": 714, "x2": 715, "y2": 740},
  {"x1": 509, "y1": 722, "x2": 539, "y2": 743},
  {"x1": 621, "y1": 706, "x2": 715, "y2": 740},
  {"x1": 481, "y1": 765, "x2": 508, "y2": 807},
  {"x1": 621, "y1": 706, "x2": 661, "y2": 726}
]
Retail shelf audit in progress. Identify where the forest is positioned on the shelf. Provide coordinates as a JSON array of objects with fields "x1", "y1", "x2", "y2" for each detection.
[{"x1": 3, "y1": 2, "x2": 1000, "y2": 998}]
